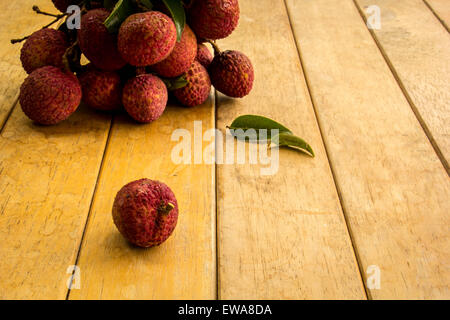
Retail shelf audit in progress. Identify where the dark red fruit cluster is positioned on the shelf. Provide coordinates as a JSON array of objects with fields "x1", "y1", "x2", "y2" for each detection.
[{"x1": 18, "y1": 1, "x2": 253, "y2": 122}]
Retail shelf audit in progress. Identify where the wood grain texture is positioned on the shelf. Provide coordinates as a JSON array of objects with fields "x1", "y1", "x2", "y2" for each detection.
[
  {"x1": 216, "y1": 0, "x2": 366, "y2": 299},
  {"x1": 0, "y1": 0, "x2": 58, "y2": 128},
  {"x1": 425, "y1": 0, "x2": 450, "y2": 31},
  {"x1": 0, "y1": 105, "x2": 111, "y2": 299},
  {"x1": 356, "y1": 0, "x2": 450, "y2": 172},
  {"x1": 69, "y1": 100, "x2": 216, "y2": 299},
  {"x1": 286, "y1": 0, "x2": 450, "y2": 299}
]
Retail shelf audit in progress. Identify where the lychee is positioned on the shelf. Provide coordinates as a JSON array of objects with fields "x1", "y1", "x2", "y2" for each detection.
[
  {"x1": 174, "y1": 61, "x2": 211, "y2": 107},
  {"x1": 112, "y1": 179, "x2": 179, "y2": 248},
  {"x1": 209, "y1": 50, "x2": 254, "y2": 98},
  {"x1": 118, "y1": 11, "x2": 177, "y2": 67},
  {"x1": 78, "y1": 65, "x2": 122, "y2": 111},
  {"x1": 20, "y1": 28, "x2": 69, "y2": 74},
  {"x1": 151, "y1": 25, "x2": 197, "y2": 78},
  {"x1": 19, "y1": 66, "x2": 81, "y2": 125},
  {"x1": 78, "y1": 9, "x2": 126, "y2": 71},
  {"x1": 122, "y1": 74, "x2": 168, "y2": 123},
  {"x1": 196, "y1": 43, "x2": 213, "y2": 68},
  {"x1": 188, "y1": 0, "x2": 240, "y2": 40},
  {"x1": 52, "y1": 0, "x2": 82, "y2": 13}
]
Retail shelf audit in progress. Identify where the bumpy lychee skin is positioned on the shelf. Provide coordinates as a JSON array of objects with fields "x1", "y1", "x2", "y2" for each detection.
[
  {"x1": 78, "y1": 66, "x2": 122, "y2": 111},
  {"x1": 188, "y1": 0, "x2": 240, "y2": 40},
  {"x1": 174, "y1": 61, "x2": 211, "y2": 107},
  {"x1": 196, "y1": 44, "x2": 213, "y2": 68},
  {"x1": 151, "y1": 25, "x2": 197, "y2": 78},
  {"x1": 122, "y1": 74, "x2": 168, "y2": 123},
  {"x1": 118, "y1": 12, "x2": 177, "y2": 67},
  {"x1": 19, "y1": 66, "x2": 81, "y2": 125},
  {"x1": 209, "y1": 50, "x2": 254, "y2": 98},
  {"x1": 52, "y1": 0, "x2": 82, "y2": 13},
  {"x1": 20, "y1": 28, "x2": 69, "y2": 74},
  {"x1": 112, "y1": 179, "x2": 179, "y2": 248},
  {"x1": 78, "y1": 9, "x2": 126, "y2": 71}
]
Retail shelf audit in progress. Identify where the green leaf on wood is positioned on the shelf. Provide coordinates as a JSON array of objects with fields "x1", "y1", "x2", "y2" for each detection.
[
  {"x1": 271, "y1": 132, "x2": 315, "y2": 157},
  {"x1": 161, "y1": 0, "x2": 186, "y2": 41},
  {"x1": 228, "y1": 114, "x2": 314, "y2": 157},
  {"x1": 228, "y1": 115, "x2": 293, "y2": 139}
]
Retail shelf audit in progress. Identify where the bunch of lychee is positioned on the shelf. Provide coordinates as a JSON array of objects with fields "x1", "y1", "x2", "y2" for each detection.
[{"x1": 17, "y1": 0, "x2": 254, "y2": 125}]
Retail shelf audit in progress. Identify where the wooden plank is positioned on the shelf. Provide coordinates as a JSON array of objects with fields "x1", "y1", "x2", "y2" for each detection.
[
  {"x1": 0, "y1": 1, "x2": 59, "y2": 128},
  {"x1": 69, "y1": 101, "x2": 216, "y2": 299},
  {"x1": 425, "y1": 0, "x2": 450, "y2": 31},
  {"x1": 216, "y1": 0, "x2": 366, "y2": 299},
  {"x1": 355, "y1": 0, "x2": 450, "y2": 173},
  {"x1": 286, "y1": 0, "x2": 450, "y2": 299},
  {"x1": 0, "y1": 105, "x2": 111, "y2": 299}
]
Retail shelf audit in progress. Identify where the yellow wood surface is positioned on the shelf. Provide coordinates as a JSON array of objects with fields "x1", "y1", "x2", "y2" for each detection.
[
  {"x1": 69, "y1": 101, "x2": 216, "y2": 299},
  {"x1": 215, "y1": 0, "x2": 366, "y2": 299},
  {"x1": 425, "y1": 0, "x2": 450, "y2": 30},
  {"x1": 356, "y1": 0, "x2": 450, "y2": 172},
  {"x1": 0, "y1": 1, "x2": 59, "y2": 128},
  {"x1": 0, "y1": 105, "x2": 111, "y2": 299},
  {"x1": 0, "y1": 0, "x2": 449, "y2": 300},
  {"x1": 286, "y1": 0, "x2": 450, "y2": 299}
]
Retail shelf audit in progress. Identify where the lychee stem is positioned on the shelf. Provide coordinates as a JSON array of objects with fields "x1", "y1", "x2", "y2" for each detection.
[
  {"x1": 207, "y1": 40, "x2": 221, "y2": 56},
  {"x1": 11, "y1": 6, "x2": 68, "y2": 44},
  {"x1": 159, "y1": 202, "x2": 175, "y2": 215},
  {"x1": 32, "y1": 5, "x2": 61, "y2": 18},
  {"x1": 62, "y1": 40, "x2": 81, "y2": 73}
]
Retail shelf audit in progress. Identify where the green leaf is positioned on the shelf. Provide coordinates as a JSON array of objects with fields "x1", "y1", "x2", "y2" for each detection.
[
  {"x1": 169, "y1": 76, "x2": 188, "y2": 90},
  {"x1": 228, "y1": 115, "x2": 293, "y2": 139},
  {"x1": 104, "y1": 0, "x2": 134, "y2": 33},
  {"x1": 138, "y1": 0, "x2": 153, "y2": 9},
  {"x1": 162, "y1": 75, "x2": 188, "y2": 90},
  {"x1": 161, "y1": 0, "x2": 186, "y2": 41},
  {"x1": 272, "y1": 132, "x2": 315, "y2": 157},
  {"x1": 103, "y1": 0, "x2": 118, "y2": 10}
]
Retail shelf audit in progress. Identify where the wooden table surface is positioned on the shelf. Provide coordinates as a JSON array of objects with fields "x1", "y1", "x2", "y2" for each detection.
[{"x1": 0, "y1": 0, "x2": 449, "y2": 300}]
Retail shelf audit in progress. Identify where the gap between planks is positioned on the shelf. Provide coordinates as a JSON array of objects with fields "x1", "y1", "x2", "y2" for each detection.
[
  {"x1": 214, "y1": 89, "x2": 220, "y2": 300},
  {"x1": 282, "y1": 0, "x2": 370, "y2": 300},
  {"x1": 0, "y1": 97, "x2": 18, "y2": 135},
  {"x1": 352, "y1": 0, "x2": 449, "y2": 176},
  {"x1": 65, "y1": 116, "x2": 114, "y2": 300},
  {"x1": 424, "y1": 0, "x2": 450, "y2": 32}
]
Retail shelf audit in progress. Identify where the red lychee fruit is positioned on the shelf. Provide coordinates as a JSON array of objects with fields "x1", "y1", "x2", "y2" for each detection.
[
  {"x1": 196, "y1": 43, "x2": 213, "y2": 69},
  {"x1": 122, "y1": 74, "x2": 168, "y2": 123},
  {"x1": 52, "y1": 0, "x2": 82, "y2": 13},
  {"x1": 20, "y1": 28, "x2": 69, "y2": 74},
  {"x1": 19, "y1": 66, "x2": 81, "y2": 125},
  {"x1": 78, "y1": 9, "x2": 126, "y2": 71},
  {"x1": 188, "y1": 0, "x2": 240, "y2": 40},
  {"x1": 118, "y1": 11, "x2": 177, "y2": 67},
  {"x1": 209, "y1": 50, "x2": 254, "y2": 98},
  {"x1": 151, "y1": 25, "x2": 197, "y2": 78},
  {"x1": 112, "y1": 179, "x2": 179, "y2": 248},
  {"x1": 78, "y1": 65, "x2": 122, "y2": 111},
  {"x1": 174, "y1": 61, "x2": 211, "y2": 107}
]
